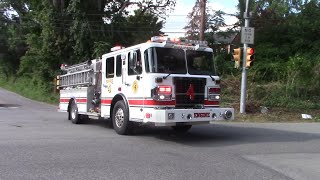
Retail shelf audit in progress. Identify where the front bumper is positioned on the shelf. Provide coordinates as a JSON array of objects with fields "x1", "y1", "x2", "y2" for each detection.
[{"x1": 142, "y1": 108, "x2": 234, "y2": 126}]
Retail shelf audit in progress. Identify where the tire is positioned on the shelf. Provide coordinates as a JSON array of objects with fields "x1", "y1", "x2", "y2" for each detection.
[
  {"x1": 112, "y1": 100, "x2": 132, "y2": 135},
  {"x1": 171, "y1": 125, "x2": 192, "y2": 133},
  {"x1": 70, "y1": 100, "x2": 81, "y2": 124}
]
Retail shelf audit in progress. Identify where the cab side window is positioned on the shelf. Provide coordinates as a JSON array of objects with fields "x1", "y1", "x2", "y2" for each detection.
[
  {"x1": 128, "y1": 49, "x2": 142, "y2": 75},
  {"x1": 106, "y1": 57, "x2": 114, "y2": 78},
  {"x1": 116, "y1": 55, "x2": 122, "y2": 77}
]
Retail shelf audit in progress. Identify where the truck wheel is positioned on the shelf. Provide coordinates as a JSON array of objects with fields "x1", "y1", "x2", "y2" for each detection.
[
  {"x1": 70, "y1": 100, "x2": 81, "y2": 124},
  {"x1": 172, "y1": 125, "x2": 192, "y2": 133},
  {"x1": 112, "y1": 100, "x2": 132, "y2": 135}
]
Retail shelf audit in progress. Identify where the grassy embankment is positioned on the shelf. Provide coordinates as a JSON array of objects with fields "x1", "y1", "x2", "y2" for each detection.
[
  {"x1": 0, "y1": 76, "x2": 59, "y2": 104},
  {"x1": 220, "y1": 75, "x2": 320, "y2": 122}
]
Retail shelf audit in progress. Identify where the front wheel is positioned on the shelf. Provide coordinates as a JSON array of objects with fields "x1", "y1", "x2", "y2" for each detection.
[
  {"x1": 112, "y1": 100, "x2": 132, "y2": 135},
  {"x1": 171, "y1": 125, "x2": 192, "y2": 133}
]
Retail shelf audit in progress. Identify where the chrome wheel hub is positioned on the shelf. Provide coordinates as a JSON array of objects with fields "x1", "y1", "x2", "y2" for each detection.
[
  {"x1": 71, "y1": 108, "x2": 77, "y2": 119},
  {"x1": 115, "y1": 108, "x2": 124, "y2": 128}
]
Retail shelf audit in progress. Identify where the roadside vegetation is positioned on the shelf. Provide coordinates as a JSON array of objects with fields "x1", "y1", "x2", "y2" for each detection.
[
  {"x1": 0, "y1": 76, "x2": 59, "y2": 104},
  {"x1": 216, "y1": 0, "x2": 320, "y2": 121},
  {"x1": 0, "y1": 0, "x2": 319, "y2": 121}
]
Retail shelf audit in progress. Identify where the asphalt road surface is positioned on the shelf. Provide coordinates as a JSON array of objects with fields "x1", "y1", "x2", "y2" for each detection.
[{"x1": 1, "y1": 88, "x2": 320, "y2": 180}]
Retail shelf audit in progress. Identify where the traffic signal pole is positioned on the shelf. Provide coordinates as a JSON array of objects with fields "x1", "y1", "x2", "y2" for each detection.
[{"x1": 240, "y1": 0, "x2": 250, "y2": 114}]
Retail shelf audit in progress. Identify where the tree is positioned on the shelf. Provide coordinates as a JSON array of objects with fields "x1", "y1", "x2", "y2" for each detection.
[
  {"x1": 184, "y1": 0, "x2": 233, "y2": 41},
  {"x1": 0, "y1": 0, "x2": 176, "y2": 80},
  {"x1": 126, "y1": 10, "x2": 164, "y2": 45},
  {"x1": 184, "y1": 0, "x2": 203, "y2": 39},
  {"x1": 105, "y1": 0, "x2": 176, "y2": 18},
  {"x1": 0, "y1": 0, "x2": 30, "y2": 78}
]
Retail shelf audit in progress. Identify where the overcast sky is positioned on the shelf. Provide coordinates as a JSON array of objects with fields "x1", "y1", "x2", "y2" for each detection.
[{"x1": 162, "y1": 0, "x2": 239, "y2": 37}]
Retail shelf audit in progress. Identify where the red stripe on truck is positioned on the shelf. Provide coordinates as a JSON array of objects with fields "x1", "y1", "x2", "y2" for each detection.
[
  {"x1": 101, "y1": 99, "x2": 217, "y2": 106},
  {"x1": 129, "y1": 99, "x2": 176, "y2": 106},
  {"x1": 204, "y1": 100, "x2": 219, "y2": 106},
  {"x1": 60, "y1": 98, "x2": 87, "y2": 103},
  {"x1": 101, "y1": 99, "x2": 112, "y2": 105},
  {"x1": 101, "y1": 99, "x2": 176, "y2": 106},
  {"x1": 60, "y1": 98, "x2": 69, "y2": 103}
]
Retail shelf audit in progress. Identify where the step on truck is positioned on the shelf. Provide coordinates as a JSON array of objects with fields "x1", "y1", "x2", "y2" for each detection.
[{"x1": 57, "y1": 36, "x2": 234, "y2": 135}]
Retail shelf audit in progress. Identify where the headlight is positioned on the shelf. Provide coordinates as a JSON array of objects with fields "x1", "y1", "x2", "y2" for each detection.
[
  {"x1": 208, "y1": 95, "x2": 220, "y2": 100},
  {"x1": 223, "y1": 110, "x2": 233, "y2": 120},
  {"x1": 207, "y1": 87, "x2": 220, "y2": 101},
  {"x1": 168, "y1": 113, "x2": 175, "y2": 120},
  {"x1": 212, "y1": 113, "x2": 217, "y2": 119}
]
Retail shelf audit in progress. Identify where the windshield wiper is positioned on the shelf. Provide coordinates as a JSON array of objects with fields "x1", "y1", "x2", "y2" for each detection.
[
  {"x1": 163, "y1": 73, "x2": 172, "y2": 79},
  {"x1": 209, "y1": 74, "x2": 215, "y2": 81}
]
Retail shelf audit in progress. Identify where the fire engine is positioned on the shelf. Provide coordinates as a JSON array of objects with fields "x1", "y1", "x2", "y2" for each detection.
[{"x1": 57, "y1": 36, "x2": 234, "y2": 135}]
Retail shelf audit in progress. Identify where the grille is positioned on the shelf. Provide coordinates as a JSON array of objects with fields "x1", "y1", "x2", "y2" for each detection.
[{"x1": 173, "y1": 77, "x2": 206, "y2": 108}]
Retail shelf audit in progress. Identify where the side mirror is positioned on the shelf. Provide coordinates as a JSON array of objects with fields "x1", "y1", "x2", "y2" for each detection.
[{"x1": 121, "y1": 54, "x2": 126, "y2": 61}]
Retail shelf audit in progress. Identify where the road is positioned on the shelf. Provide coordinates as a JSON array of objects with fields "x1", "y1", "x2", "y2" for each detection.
[{"x1": 1, "y1": 88, "x2": 320, "y2": 180}]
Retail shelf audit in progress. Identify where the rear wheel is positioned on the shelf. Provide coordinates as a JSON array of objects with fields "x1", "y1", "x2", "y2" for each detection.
[
  {"x1": 171, "y1": 125, "x2": 192, "y2": 133},
  {"x1": 112, "y1": 100, "x2": 132, "y2": 135},
  {"x1": 70, "y1": 100, "x2": 81, "y2": 124}
]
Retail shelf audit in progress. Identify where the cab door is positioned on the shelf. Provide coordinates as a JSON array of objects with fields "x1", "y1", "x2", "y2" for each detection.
[{"x1": 123, "y1": 49, "x2": 144, "y2": 121}]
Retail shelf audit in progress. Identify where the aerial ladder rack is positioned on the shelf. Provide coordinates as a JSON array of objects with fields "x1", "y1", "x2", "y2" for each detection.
[{"x1": 57, "y1": 60, "x2": 101, "y2": 88}]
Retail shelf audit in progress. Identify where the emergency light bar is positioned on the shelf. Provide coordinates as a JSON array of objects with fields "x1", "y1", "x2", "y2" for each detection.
[
  {"x1": 150, "y1": 36, "x2": 208, "y2": 47},
  {"x1": 185, "y1": 39, "x2": 208, "y2": 46},
  {"x1": 111, "y1": 46, "x2": 124, "y2": 52},
  {"x1": 151, "y1": 36, "x2": 168, "y2": 42}
]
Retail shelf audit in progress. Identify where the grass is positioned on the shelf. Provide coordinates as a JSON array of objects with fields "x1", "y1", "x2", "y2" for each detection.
[
  {"x1": 0, "y1": 75, "x2": 59, "y2": 104},
  {"x1": 220, "y1": 75, "x2": 320, "y2": 123},
  {"x1": 234, "y1": 108, "x2": 320, "y2": 123}
]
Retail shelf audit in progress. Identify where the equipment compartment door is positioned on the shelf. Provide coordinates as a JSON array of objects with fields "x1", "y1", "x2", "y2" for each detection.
[{"x1": 100, "y1": 56, "x2": 115, "y2": 118}]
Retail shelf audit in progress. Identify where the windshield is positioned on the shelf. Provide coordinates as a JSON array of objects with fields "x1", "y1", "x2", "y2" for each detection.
[
  {"x1": 144, "y1": 47, "x2": 215, "y2": 75},
  {"x1": 186, "y1": 50, "x2": 215, "y2": 75},
  {"x1": 144, "y1": 47, "x2": 187, "y2": 74}
]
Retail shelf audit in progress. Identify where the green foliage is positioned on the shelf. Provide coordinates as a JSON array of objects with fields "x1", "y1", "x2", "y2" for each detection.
[
  {"x1": 93, "y1": 41, "x2": 111, "y2": 58},
  {"x1": 0, "y1": 75, "x2": 58, "y2": 104},
  {"x1": 215, "y1": 0, "x2": 320, "y2": 110},
  {"x1": 246, "y1": 84, "x2": 316, "y2": 110},
  {"x1": 215, "y1": 54, "x2": 239, "y2": 76},
  {"x1": 127, "y1": 10, "x2": 164, "y2": 44},
  {"x1": 67, "y1": 0, "x2": 98, "y2": 60},
  {"x1": 285, "y1": 54, "x2": 320, "y2": 97},
  {"x1": 236, "y1": 0, "x2": 320, "y2": 110},
  {"x1": 0, "y1": 0, "x2": 173, "y2": 104},
  {"x1": 247, "y1": 54, "x2": 320, "y2": 109}
]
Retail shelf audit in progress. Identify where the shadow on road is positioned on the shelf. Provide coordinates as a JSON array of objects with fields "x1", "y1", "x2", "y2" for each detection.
[
  {"x1": 80, "y1": 119, "x2": 320, "y2": 147},
  {"x1": 81, "y1": 118, "x2": 114, "y2": 130},
  {"x1": 0, "y1": 104, "x2": 21, "y2": 108},
  {"x1": 139, "y1": 124, "x2": 320, "y2": 147}
]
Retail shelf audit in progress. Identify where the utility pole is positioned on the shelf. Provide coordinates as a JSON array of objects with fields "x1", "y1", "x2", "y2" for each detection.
[
  {"x1": 199, "y1": 0, "x2": 206, "y2": 41},
  {"x1": 240, "y1": 0, "x2": 251, "y2": 113}
]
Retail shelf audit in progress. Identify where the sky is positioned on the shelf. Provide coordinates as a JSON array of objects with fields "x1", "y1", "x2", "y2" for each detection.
[{"x1": 162, "y1": 0, "x2": 239, "y2": 37}]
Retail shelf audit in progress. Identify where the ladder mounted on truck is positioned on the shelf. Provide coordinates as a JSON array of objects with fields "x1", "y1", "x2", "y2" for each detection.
[{"x1": 57, "y1": 60, "x2": 97, "y2": 88}]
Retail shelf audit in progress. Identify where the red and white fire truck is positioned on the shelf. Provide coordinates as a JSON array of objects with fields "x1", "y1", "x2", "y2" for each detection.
[{"x1": 57, "y1": 36, "x2": 234, "y2": 135}]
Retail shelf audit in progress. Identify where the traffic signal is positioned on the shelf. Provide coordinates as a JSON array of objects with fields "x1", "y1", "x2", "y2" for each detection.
[
  {"x1": 246, "y1": 47, "x2": 255, "y2": 68},
  {"x1": 232, "y1": 48, "x2": 241, "y2": 69}
]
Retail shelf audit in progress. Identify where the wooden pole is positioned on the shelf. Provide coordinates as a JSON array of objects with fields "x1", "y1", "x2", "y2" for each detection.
[{"x1": 199, "y1": 0, "x2": 206, "y2": 40}]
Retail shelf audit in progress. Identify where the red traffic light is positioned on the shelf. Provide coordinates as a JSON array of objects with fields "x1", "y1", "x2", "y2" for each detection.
[
  {"x1": 246, "y1": 47, "x2": 255, "y2": 68},
  {"x1": 247, "y1": 48, "x2": 254, "y2": 55}
]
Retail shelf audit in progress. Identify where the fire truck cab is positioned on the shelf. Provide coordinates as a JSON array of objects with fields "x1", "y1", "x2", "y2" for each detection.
[{"x1": 57, "y1": 36, "x2": 234, "y2": 135}]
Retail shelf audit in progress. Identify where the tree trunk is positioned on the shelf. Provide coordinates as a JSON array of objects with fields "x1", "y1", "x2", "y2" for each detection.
[{"x1": 199, "y1": 0, "x2": 206, "y2": 41}]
